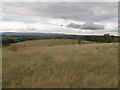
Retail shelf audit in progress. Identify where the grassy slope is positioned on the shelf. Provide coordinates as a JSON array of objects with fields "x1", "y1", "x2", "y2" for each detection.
[{"x1": 2, "y1": 39, "x2": 118, "y2": 88}]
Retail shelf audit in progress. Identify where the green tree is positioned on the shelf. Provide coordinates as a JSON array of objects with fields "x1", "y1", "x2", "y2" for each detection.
[{"x1": 98, "y1": 34, "x2": 111, "y2": 43}]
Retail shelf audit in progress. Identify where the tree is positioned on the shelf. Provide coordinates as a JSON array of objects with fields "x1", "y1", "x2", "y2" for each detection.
[
  {"x1": 2, "y1": 39, "x2": 15, "y2": 46},
  {"x1": 98, "y1": 34, "x2": 112, "y2": 43}
]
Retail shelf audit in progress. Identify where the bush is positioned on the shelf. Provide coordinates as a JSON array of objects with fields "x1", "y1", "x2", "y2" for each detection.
[{"x1": 2, "y1": 39, "x2": 15, "y2": 46}]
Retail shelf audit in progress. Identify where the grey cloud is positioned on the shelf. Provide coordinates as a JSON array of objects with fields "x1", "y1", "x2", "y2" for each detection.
[
  {"x1": 2, "y1": 15, "x2": 39, "y2": 23},
  {"x1": 67, "y1": 23, "x2": 80, "y2": 29},
  {"x1": 80, "y1": 21, "x2": 104, "y2": 30},
  {"x1": 1, "y1": 2, "x2": 117, "y2": 35},
  {"x1": 67, "y1": 21, "x2": 104, "y2": 30},
  {"x1": 27, "y1": 26, "x2": 37, "y2": 31},
  {"x1": 2, "y1": 2, "x2": 117, "y2": 23},
  {"x1": 118, "y1": 2, "x2": 120, "y2": 26},
  {"x1": 110, "y1": 30, "x2": 118, "y2": 32}
]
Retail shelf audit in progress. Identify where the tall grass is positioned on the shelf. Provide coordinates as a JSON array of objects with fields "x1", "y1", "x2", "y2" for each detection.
[{"x1": 2, "y1": 39, "x2": 118, "y2": 88}]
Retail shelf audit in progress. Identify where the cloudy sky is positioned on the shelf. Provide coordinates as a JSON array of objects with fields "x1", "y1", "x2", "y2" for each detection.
[{"x1": 0, "y1": 2, "x2": 118, "y2": 35}]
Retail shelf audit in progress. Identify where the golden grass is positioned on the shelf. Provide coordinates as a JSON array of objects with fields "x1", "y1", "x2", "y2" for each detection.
[{"x1": 2, "y1": 39, "x2": 118, "y2": 88}]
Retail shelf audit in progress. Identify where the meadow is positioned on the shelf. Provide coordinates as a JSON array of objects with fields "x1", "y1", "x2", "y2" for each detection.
[{"x1": 2, "y1": 39, "x2": 118, "y2": 88}]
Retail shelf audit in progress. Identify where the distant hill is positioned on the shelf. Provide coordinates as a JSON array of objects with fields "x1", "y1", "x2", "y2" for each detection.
[
  {"x1": 1, "y1": 32, "x2": 99, "y2": 37},
  {"x1": 1, "y1": 32, "x2": 72, "y2": 36}
]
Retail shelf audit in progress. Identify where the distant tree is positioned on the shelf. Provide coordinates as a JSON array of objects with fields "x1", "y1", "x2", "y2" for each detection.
[
  {"x1": 2, "y1": 39, "x2": 15, "y2": 46},
  {"x1": 103, "y1": 34, "x2": 110, "y2": 37},
  {"x1": 98, "y1": 34, "x2": 112, "y2": 43}
]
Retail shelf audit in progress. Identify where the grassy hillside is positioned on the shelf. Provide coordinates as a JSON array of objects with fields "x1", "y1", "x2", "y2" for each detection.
[{"x1": 2, "y1": 39, "x2": 118, "y2": 88}]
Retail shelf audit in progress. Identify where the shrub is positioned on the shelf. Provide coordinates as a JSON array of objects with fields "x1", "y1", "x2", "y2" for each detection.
[{"x1": 2, "y1": 39, "x2": 15, "y2": 46}]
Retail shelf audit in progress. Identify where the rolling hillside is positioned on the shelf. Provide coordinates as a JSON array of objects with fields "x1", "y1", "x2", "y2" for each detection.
[{"x1": 2, "y1": 39, "x2": 118, "y2": 88}]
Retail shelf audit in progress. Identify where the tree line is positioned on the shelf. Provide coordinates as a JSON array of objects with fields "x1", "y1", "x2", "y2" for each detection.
[{"x1": 2, "y1": 34, "x2": 120, "y2": 46}]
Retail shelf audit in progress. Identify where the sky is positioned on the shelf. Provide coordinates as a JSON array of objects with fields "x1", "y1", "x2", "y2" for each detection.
[{"x1": 0, "y1": 2, "x2": 118, "y2": 35}]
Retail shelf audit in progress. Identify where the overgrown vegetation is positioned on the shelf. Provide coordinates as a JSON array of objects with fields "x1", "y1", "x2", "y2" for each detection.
[{"x1": 2, "y1": 39, "x2": 118, "y2": 88}]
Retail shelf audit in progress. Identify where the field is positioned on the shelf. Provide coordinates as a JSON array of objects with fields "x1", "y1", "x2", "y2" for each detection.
[{"x1": 2, "y1": 39, "x2": 118, "y2": 88}]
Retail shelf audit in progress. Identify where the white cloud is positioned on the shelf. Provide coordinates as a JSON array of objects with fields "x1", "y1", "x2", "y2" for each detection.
[{"x1": 0, "y1": 2, "x2": 118, "y2": 35}]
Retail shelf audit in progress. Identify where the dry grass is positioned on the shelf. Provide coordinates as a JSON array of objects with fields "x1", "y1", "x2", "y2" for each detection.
[{"x1": 2, "y1": 39, "x2": 118, "y2": 88}]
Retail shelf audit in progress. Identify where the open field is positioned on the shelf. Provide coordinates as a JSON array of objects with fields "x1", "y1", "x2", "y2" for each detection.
[{"x1": 2, "y1": 39, "x2": 118, "y2": 88}]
